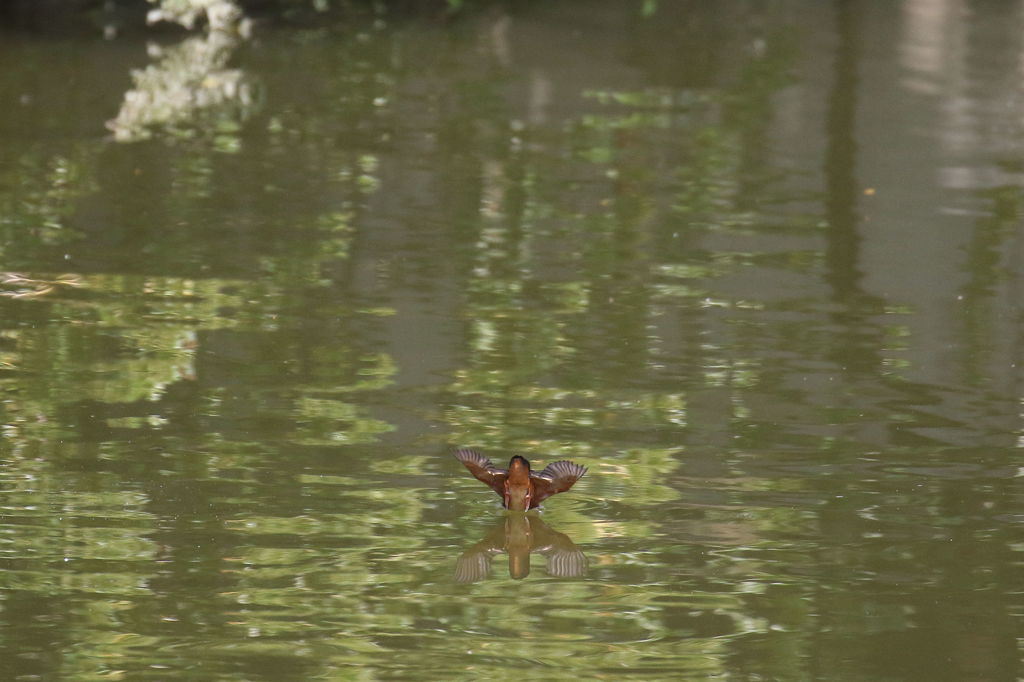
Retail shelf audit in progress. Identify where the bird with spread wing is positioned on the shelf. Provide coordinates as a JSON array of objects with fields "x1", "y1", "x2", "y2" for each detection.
[{"x1": 454, "y1": 448, "x2": 587, "y2": 511}]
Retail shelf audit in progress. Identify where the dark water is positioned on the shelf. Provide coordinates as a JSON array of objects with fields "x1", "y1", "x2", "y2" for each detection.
[{"x1": 0, "y1": 1, "x2": 1022, "y2": 679}]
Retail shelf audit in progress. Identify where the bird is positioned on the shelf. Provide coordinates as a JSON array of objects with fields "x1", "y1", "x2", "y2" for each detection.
[{"x1": 453, "y1": 448, "x2": 587, "y2": 511}]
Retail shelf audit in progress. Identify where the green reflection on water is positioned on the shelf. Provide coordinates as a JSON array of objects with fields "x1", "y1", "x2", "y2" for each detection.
[{"x1": 0, "y1": 0, "x2": 1021, "y2": 680}]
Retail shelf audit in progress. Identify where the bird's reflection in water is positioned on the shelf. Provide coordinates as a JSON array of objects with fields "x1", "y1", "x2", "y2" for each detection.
[{"x1": 455, "y1": 513, "x2": 587, "y2": 582}]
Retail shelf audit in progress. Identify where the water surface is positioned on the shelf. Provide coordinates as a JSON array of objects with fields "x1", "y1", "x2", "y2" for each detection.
[{"x1": 0, "y1": 1, "x2": 1022, "y2": 680}]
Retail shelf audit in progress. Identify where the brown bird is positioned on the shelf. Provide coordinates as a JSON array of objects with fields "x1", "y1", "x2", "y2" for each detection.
[{"x1": 454, "y1": 448, "x2": 587, "y2": 511}]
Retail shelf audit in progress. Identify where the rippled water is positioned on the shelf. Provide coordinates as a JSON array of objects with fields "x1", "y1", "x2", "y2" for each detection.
[{"x1": 0, "y1": 1, "x2": 1022, "y2": 679}]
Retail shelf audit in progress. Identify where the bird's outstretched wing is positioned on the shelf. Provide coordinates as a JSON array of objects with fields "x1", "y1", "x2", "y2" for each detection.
[
  {"x1": 531, "y1": 460, "x2": 587, "y2": 505},
  {"x1": 454, "y1": 448, "x2": 508, "y2": 498}
]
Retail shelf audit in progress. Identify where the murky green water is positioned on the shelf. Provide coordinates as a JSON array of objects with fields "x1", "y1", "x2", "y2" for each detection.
[{"x1": 1, "y1": 1, "x2": 1022, "y2": 679}]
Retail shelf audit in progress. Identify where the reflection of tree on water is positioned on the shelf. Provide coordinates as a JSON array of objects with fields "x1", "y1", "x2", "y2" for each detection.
[
  {"x1": 108, "y1": 1, "x2": 255, "y2": 142},
  {"x1": 455, "y1": 513, "x2": 586, "y2": 582},
  {"x1": 146, "y1": 0, "x2": 244, "y2": 32}
]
